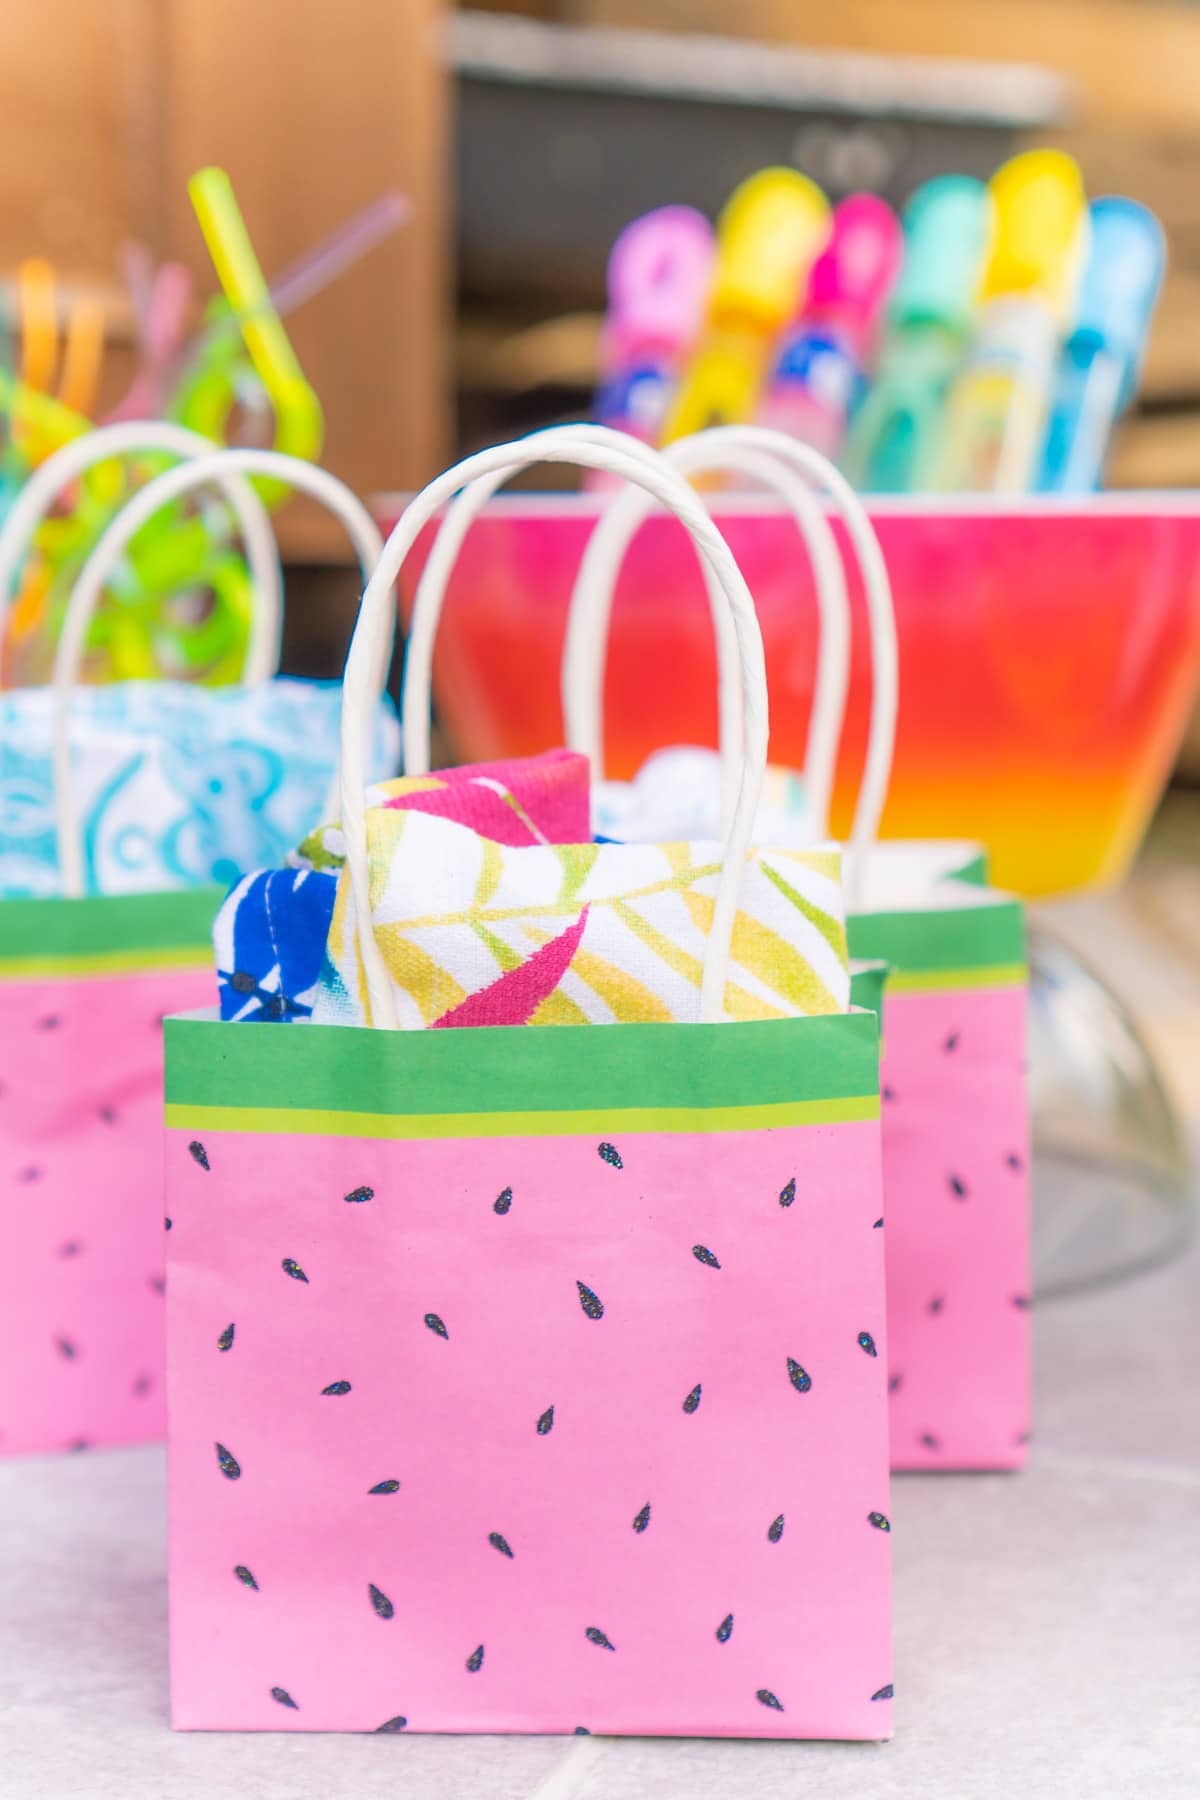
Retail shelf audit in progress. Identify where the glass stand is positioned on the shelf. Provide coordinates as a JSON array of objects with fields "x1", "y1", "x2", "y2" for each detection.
[{"x1": 1030, "y1": 925, "x2": 1195, "y2": 1299}]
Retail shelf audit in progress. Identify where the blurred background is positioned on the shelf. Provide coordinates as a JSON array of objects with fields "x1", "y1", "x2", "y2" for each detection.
[
  {"x1": 6, "y1": 0, "x2": 1198, "y2": 767},
  {"x1": 2, "y1": 0, "x2": 1198, "y2": 798}
]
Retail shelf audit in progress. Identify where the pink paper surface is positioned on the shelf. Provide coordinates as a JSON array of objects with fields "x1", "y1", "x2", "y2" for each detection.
[
  {"x1": 0, "y1": 965, "x2": 214, "y2": 1457},
  {"x1": 166, "y1": 1119, "x2": 892, "y2": 1738},
  {"x1": 881, "y1": 987, "x2": 1031, "y2": 1470}
]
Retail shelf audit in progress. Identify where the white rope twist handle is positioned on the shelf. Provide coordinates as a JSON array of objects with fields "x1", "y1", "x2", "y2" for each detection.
[
  {"x1": 53, "y1": 449, "x2": 390, "y2": 899},
  {"x1": 562, "y1": 429, "x2": 851, "y2": 838},
  {"x1": 562, "y1": 425, "x2": 898, "y2": 908},
  {"x1": 400, "y1": 422, "x2": 741, "y2": 786},
  {"x1": 342, "y1": 422, "x2": 771, "y2": 1031},
  {"x1": 0, "y1": 420, "x2": 284, "y2": 685}
]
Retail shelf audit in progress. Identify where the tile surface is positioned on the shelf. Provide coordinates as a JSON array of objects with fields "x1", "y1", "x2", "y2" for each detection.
[
  {"x1": 3, "y1": 1225, "x2": 1197, "y2": 1800},
  {"x1": 4, "y1": 802, "x2": 1196, "y2": 1796}
]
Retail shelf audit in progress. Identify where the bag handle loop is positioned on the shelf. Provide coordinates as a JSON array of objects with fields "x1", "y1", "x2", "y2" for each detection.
[
  {"x1": 0, "y1": 420, "x2": 284, "y2": 685},
  {"x1": 563, "y1": 425, "x2": 898, "y2": 906},
  {"x1": 52, "y1": 448, "x2": 390, "y2": 898},
  {"x1": 563, "y1": 429, "x2": 851, "y2": 838},
  {"x1": 396, "y1": 424, "x2": 744, "y2": 785},
  {"x1": 341, "y1": 424, "x2": 771, "y2": 1031}
]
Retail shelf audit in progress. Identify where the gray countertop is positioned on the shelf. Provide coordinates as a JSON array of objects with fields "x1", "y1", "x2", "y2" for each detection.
[{"x1": 4, "y1": 1227, "x2": 1197, "y2": 1800}]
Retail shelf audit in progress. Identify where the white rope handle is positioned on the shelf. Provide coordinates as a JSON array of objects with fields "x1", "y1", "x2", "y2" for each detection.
[
  {"x1": 398, "y1": 423, "x2": 743, "y2": 781},
  {"x1": 0, "y1": 421, "x2": 284, "y2": 684},
  {"x1": 562, "y1": 429, "x2": 851, "y2": 838},
  {"x1": 53, "y1": 449, "x2": 390, "y2": 899},
  {"x1": 341, "y1": 423, "x2": 770, "y2": 1031},
  {"x1": 563, "y1": 425, "x2": 898, "y2": 907}
]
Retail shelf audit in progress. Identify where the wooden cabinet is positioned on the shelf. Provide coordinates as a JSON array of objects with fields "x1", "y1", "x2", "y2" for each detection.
[{"x1": 0, "y1": 0, "x2": 450, "y2": 556}]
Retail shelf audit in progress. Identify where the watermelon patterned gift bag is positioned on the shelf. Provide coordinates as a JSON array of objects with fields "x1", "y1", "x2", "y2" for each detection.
[
  {"x1": 846, "y1": 846, "x2": 1029, "y2": 1471},
  {"x1": 0, "y1": 890, "x2": 218, "y2": 1455},
  {"x1": 548, "y1": 423, "x2": 1031, "y2": 1472},
  {"x1": 164, "y1": 428, "x2": 893, "y2": 1740},
  {"x1": 0, "y1": 452, "x2": 395, "y2": 1458}
]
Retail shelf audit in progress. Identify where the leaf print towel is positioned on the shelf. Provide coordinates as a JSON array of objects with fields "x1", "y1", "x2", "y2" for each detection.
[
  {"x1": 214, "y1": 751, "x2": 592, "y2": 1022},
  {"x1": 312, "y1": 809, "x2": 851, "y2": 1028}
]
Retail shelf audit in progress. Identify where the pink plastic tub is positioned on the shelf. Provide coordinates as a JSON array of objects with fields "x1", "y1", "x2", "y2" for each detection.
[{"x1": 379, "y1": 492, "x2": 1200, "y2": 897}]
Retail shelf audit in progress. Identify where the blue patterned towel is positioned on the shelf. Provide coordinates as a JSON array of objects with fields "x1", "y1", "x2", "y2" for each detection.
[{"x1": 0, "y1": 678, "x2": 399, "y2": 899}]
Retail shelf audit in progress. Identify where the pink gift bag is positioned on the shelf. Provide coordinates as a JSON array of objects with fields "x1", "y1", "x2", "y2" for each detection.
[
  {"x1": 0, "y1": 447, "x2": 391, "y2": 1457},
  {"x1": 164, "y1": 429, "x2": 893, "y2": 1740},
  {"x1": 546, "y1": 422, "x2": 1031, "y2": 1471},
  {"x1": 847, "y1": 850, "x2": 1030, "y2": 1470},
  {"x1": 0, "y1": 891, "x2": 216, "y2": 1455}
]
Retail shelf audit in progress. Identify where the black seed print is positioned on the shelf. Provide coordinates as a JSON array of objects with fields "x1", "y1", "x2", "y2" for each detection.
[
  {"x1": 632, "y1": 1503, "x2": 651, "y2": 1533},
  {"x1": 54, "y1": 1336, "x2": 77, "y2": 1360},
  {"x1": 281, "y1": 1258, "x2": 308, "y2": 1283},
  {"x1": 882, "y1": 1085, "x2": 896, "y2": 1102},
  {"x1": 948, "y1": 1174, "x2": 968, "y2": 1199},
  {"x1": 1006, "y1": 1152, "x2": 1024, "y2": 1172},
  {"x1": 682, "y1": 1384, "x2": 702, "y2": 1414},
  {"x1": 58, "y1": 1241, "x2": 82, "y2": 1258},
  {"x1": 757, "y1": 1689, "x2": 784, "y2": 1712},
  {"x1": 536, "y1": 1406, "x2": 555, "y2": 1436},
  {"x1": 585, "y1": 1627, "x2": 616, "y2": 1652},
  {"x1": 872, "y1": 1684, "x2": 894, "y2": 1701},
  {"x1": 767, "y1": 1514, "x2": 784, "y2": 1543},
  {"x1": 39, "y1": 1014, "x2": 61, "y2": 1030},
  {"x1": 132, "y1": 1374, "x2": 153, "y2": 1396},
  {"x1": 217, "y1": 1323, "x2": 235, "y2": 1353},
  {"x1": 369, "y1": 1583, "x2": 395, "y2": 1620},
  {"x1": 598, "y1": 1142, "x2": 623, "y2": 1169},
  {"x1": 369, "y1": 1479, "x2": 400, "y2": 1495},
  {"x1": 787, "y1": 1358, "x2": 812, "y2": 1394},
  {"x1": 216, "y1": 1442, "x2": 241, "y2": 1480},
  {"x1": 889, "y1": 1374, "x2": 903, "y2": 1393},
  {"x1": 493, "y1": 1187, "x2": 513, "y2": 1215},
  {"x1": 488, "y1": 1532, "x2": 514, "y2": 1558},
  {"x1": 466, "y1": 1645, "x2": 484, "y2": 1673},
  {"x1": 231, "y1": 971, "x2": 256, "y2": 994},
  {"x1": 1012, "y1": 1294, "x2": 1031, "y2": 1310},
  {"x1": 574, "y1": 1726, "x2": 591, "y2": 1736},
  {"x1": 271, "y1": 1687, "x2": 298, "y2": 1709},
  {"x1": 779, "y1": 1177, "x2": 795, "y2": 1208},
  {"x1": 18, "y1": 1166, "x2": 42, "y2": 1183},
  {"x1": 928, "y1": 1296, "x2": 944, "y2": 1315},
  {"x1": 344, "y1": 1185, "x2": 374, "y2": 1204},
  {"x1": 188, "y1": 1141, "x2": 209, "y2": 1170},
  {"x1": 716, "y1": 1614, "x2": 734, "y2": 1643},
  {"x1": 376, "y1": 1715, "x2": 407, "y2": 1732},
  {"x1": 944, "y1": 1032, "x2": 959, "y2": 1052},
  {"x1": 234, "y1": 1565, "x2": 258, "y2": 1590},
  {"x1": 98, "y1": 1106, "x2": 117, "y2": 1125},
  {"x1": 148, "y1": 1275, "x2": 165, "y2": 1295},
  {"x1": 165, "y1": 1218, "x2": 172, "y2": 1231},
  {"x1": 920, "y1": 1432, "x2": 941, "y2": 1451},
  {"x1": 68, "y1": 1439, "x2": 89, "y2": 1453},
  {"x1": 692, "y1": 1244, "x2": 721, "y2": 1269},
  {"x1": 857, "y1": 1331, "x2": 878, "y2": 1357},
  {"x1": 873, "y1": 1217, "x2": 884, "y2": 1229},
  {"x1": 576, "y1": 1281, "x2": 604, "y2": 1321},
  {"x1": 322, "y1": 1380, "x2": 352, "y2": 1395},
  {"x1": 424, "y1": 1312, "x2": 448, "y2": 1339},
  {"x1": 868, "y1": 1511, "x2": 891, "y2": 1533}
]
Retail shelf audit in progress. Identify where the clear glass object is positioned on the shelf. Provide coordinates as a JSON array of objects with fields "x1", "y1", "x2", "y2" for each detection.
[{"x1": 1031, "y1": 924, "x2": 1195, "y2": 1298}]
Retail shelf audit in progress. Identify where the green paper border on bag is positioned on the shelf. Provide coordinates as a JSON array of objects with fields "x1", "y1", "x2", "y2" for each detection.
[
  {"x1": 0, "y1": 887, "x2": 223, "y2": 979},
  {"x1": 165, "y1": 1009, "x2": 881, "y2": 1141},
  {"x1": 847, "y1": 891, "x2": 1026, "y2": 993}
]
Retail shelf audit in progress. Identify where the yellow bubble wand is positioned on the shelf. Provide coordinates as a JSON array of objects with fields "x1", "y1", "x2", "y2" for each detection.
[{"x1": 176, "y1": 167, "x2": 324, "y2": 503}]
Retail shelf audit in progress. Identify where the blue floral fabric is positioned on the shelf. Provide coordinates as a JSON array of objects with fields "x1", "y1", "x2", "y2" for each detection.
[{"x1": 214, "y1": 866, "x2": 339, "y2": 1022}]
